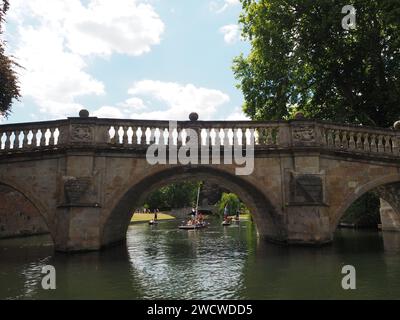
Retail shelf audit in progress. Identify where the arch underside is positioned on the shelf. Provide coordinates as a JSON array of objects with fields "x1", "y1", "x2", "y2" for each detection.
[
  {"x1": 333, "y1": 175, "x2": 400, "y2": 231},
  {"x1": 0, "y1": 183, "x2": 50, "y2": 239},
  {"x1": 101, "y1": 166, "x2": 285, "y2": 247}
]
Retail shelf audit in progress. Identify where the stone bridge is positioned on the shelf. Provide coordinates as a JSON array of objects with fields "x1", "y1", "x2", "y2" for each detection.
[{"x1": 1, "y1": 111, "x2": 400, "y2": 252}]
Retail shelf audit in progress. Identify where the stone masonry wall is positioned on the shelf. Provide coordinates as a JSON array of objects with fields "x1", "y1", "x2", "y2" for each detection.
[{"x1": 0, "y1": 185, "x2": 49, "y2": 239}]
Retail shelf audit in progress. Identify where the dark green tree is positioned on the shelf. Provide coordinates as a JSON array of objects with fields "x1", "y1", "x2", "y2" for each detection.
[
  {"x1": 234, "y1": 0, "x2": 400, "y2": 127},
  {"x1": 0, "y1": 0, "x2": 20, "y2": 118},
  {"x1": 144, "y1": 182, "x2": 200, "y2": 210}
]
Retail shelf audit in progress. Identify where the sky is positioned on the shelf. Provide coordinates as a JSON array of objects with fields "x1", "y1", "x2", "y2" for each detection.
[{"x1": 2, "y1": 0, "x2": 251, "y2": 124}]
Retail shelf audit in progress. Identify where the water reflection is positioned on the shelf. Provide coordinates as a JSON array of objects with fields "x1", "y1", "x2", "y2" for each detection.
[
  {"x1": 1, "y1": 221, "x2": 400, "y2": 299},
  {"x1": 126, "y1": 222, "x2": 247, "y2": 299}
]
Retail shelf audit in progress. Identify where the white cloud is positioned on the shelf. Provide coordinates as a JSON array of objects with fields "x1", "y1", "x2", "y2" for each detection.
[
  {"x1": 7, "y1": 0, "x2": 165, "y2": 118},
  {"x1": 67, "y1": 1, "x2": 165, "y2": 56},
  {"x1": 225, "y1": 107, "x2": 250, "y2": 121},
  {"x1": 210, "y1": 0, "x2": 240, "y2": 14},
  {"x1": 121, "y1": 97, "x2": 147, "y2": 111},
  {"x1": 14, "y1": 26, "x2": 105, "y2": 118},
  {"x1": 93, "y1": 106, "x2": 124, "y2": 119},
  {"x1": 126, "y1": 80, "x2": 230, "y2": 120},
  {"x1": 220, "y1": 24, "x2": 241, "y2": 44}
]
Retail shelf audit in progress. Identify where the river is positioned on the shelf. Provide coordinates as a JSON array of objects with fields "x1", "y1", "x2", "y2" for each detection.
[{"x1": 1, "y1": 218, "x2": 400, "y2": 300}]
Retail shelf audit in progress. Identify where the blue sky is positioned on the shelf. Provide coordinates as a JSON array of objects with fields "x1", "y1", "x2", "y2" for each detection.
[{"x1": 2, "y1": 0, "x2": 250, "y2": 124}]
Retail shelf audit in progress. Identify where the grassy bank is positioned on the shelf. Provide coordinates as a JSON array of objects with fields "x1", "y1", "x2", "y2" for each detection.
[{"x1": 131, "y1": 213, "x2": 176, "y2": 224}]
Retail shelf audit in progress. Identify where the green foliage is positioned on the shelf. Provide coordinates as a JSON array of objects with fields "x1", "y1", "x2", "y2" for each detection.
[
  {"x1": 0, "y1": 0, "x2": 20, "y2": 117},
  {"x1": 234, "y1": 0, "x2": 400, "y2": 127},
  {"x1": 341, "y1": 192, "x2": 380, "y2": 227},
  {"x1": 217, "y1": 193, "x2": 242, "y2": 216},
  {"x1": 144, "y1": 182, "x2": 200, "y2": 210}
]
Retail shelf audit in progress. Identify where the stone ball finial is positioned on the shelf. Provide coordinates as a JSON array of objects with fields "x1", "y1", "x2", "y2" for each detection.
[
  {"x1": 189, "y1": 112, "x2": 199, "y2": 122},
  {"x1": 294, "y1": 111, "x2": 306, "y2": 120},
  {"x1": 394, "y1": 121, "x2": 400, "y2": 130},
  {"x1": 79, "y1": 109, "x2": 90, "y2": 118}
]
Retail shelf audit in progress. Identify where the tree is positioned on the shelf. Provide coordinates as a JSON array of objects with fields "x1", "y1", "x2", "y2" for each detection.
[
  {"x1": 144, "y1": 182, "x2": 200, "y2": 210},
  {"x1": 233, "y1": 0, "x2": 400, "y2": 127},
  {"x1": 0, "y1": 0, "x2": 20, "y2": 118},
  {"x1": 340, "y1": 192, "x2": 381, "y2": 228},
  {"x1": 218, "y1": 193, "x2": 241, "y2": 216}
]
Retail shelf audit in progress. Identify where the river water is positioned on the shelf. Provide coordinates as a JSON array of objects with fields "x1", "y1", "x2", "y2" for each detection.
[{"x1": 1, "y1": 218, "x2": 400, "y2": 300}]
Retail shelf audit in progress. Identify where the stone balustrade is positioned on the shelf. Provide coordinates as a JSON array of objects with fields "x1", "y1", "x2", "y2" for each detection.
[
  {"x1": 0, "y1": 115, "x2": 399, "y2": 159},
  {"x1": 319, "y1": 123, "x2": 399, "y2": 156},
  {"x1": 0, "y1": 120, "x2": 68, "y2": 152}
]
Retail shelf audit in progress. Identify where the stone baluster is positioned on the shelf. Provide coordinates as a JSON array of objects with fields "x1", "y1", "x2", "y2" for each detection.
[
  {"x1": 23, "y1": 130, "x2": 29, "y2": 149},
  {"x1": 116, "y1": 127, "x2": 123, "y2": 145},
  {"x1": 223, "y1": 128, "x2": 230, "y2": 147},
  {"x1": 158, "y1": 128, "x2": 165, "y2": 146},
  {"x1": 31, "y1": 129, "x2": 38, "y2": 148},
  {"x1": 168, "y1": 128, "x2": 175, "y2": 146},
  {"x1": 49, "y1": 128, "x2": 55, "y2": 146},
  {"x1": 384, "y1": 136, "x2": 392, "y2": 154},
  {"x1": 256, "y1": 128, "x2": 264, "y2": 145},
  {"x1": 14, "y1": 130, "x2": 21, "y2": 149},
  {"x1": 348, "y1": 132, "x2": 356, "y2": 150},
  {"x1": 40, "y1": 129, "x2": 46, "y2": 147},
  {"x1": 5, "y1": 132, "x2": 11, "y2": 150},
  {"x1": 266, "y1": 128, "x2": 273, "y2": 145},
  {"x1": 131, "y1": 127, "x2": 137, "y2": 145},
  {"x1": 326, "y1": 129, "x2": 334, "y2": 147},
  {"x1": 212, "y1": 129, "x2": 218, "y2": 146},
  {"x1": 122, "y1": 126, "x2": 129, "y2": 145},
  {"x1": 140, "y1": 127, "x2": 147, "y2": 145},
  {"x1": 241, "y1": 129, "x2": 247, "y2": 146},
  {"x1": 356, "y1": 133, "x2": 363, "y2": 150},
  {"x1": 363, "y1": 133, "x2": 370, "y2": 152},
  {"x1": 370, "y1": 134, "x2": 377, "y2": 152},
  {"x1": 392, "y1": 137, "x2": 399, "y2": 155},
  {"x1": 176, "y1": 129, "x2": 183, "y2": 147},
  {"x1": 232, "y1": 129, "x2": 239, "y2": 146},
  {"x1": 377, "y1": 135, "x2": 385, "y2": 153},
  {"x1": 148, "y1": 128, "x2": 156, "y2": 145},
  {"x1": 341, "y1": 131, "x2": 348, "y2": 149},
  {"x1": 334, "y1": 130, "x2": 341, "y2": 148}
]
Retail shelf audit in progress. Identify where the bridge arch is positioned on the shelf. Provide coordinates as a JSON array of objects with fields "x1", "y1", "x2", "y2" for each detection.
[
  {"x1": 0, "y1": 180, "x2": 52, "y2": 240},
  {"x1": 332, "y1": 174, "x2": 400, "y2": 231},
  {"x1": 101, "y1": 166, "x2": 286, "y2": 248}
]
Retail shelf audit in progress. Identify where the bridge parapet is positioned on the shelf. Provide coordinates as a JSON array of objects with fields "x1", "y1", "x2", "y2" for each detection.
[
  {"x1": 0, "y1": 116, "x2": 399, "y2": 159},
  {"x1": 0, "y1": 120, "x2": 69, "y2": 153},
  {"x1": 319, "y1": 123, "x2": 399, "y2": 156},
  {"x1": 95, "y1": 119, "x2": 285, "y2": 148}
]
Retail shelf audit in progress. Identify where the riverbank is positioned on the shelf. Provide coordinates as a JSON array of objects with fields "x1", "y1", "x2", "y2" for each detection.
[{"x1": 131, "y1": 213, "x2": 176, "y2": 224}]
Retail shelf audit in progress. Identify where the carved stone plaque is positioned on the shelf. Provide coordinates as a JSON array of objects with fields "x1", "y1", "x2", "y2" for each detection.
[
  {"x1": 71, "y1": 125, "x2": 93, "y2": 143},
  {"x1": 290, "y1": 173, "x2": 324, "y2": 204},
  {"x1": 63, "y1": 177, "x2": 91, "y2": 204},
  {"x1": 292, "y1": 126, "x2": 315, "y2": 143}
]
